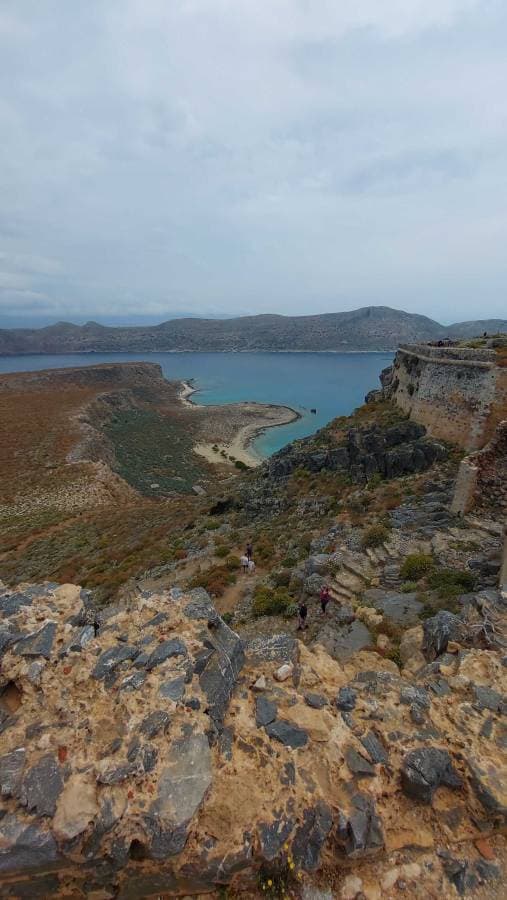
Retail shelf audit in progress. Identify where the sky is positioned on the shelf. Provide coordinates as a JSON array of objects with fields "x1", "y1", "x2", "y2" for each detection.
[{"x1": 0, "y1": 0, "x2": 506, "y2": 327}]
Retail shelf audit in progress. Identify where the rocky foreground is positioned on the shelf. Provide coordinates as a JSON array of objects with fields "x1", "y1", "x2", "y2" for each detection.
[{"x1": 1, "y1": 577, "x2": 506, "y2": 898}]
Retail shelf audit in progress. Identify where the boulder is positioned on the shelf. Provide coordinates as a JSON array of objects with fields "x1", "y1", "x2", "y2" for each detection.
[
  {"x1": 422, "y1": 611, "x2": 465, "y2": 661},
  {"x1": 401, "y1": 748, "x2": 462, "y2": 803}
]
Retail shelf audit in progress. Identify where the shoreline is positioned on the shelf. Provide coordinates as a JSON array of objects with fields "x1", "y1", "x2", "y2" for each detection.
[{"x1": 178, "y1": 379, "x2": 301, "y2": 467}]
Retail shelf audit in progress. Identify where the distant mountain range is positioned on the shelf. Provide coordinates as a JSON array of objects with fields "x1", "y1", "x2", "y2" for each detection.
[{"x1": 0, "y1": 306, "x2": 506, "y2": 355}]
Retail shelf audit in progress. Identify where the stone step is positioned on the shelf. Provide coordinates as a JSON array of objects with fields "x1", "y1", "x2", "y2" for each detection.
[
  {"x1": 364, "y1": 548, "x2": 379, "y2": 565},
  {"x1": 340, "y1": 558, "x2": 373, "y2": 582},
  {"x1": 465, "y1": 516, "x2": 504, "y2": 538},
  {"x1": 333, "y1": 571, "x2": 365, "y2": 595},
  {"x1": 329, "y1": 585, "x2": 354, "y2": 603},
  {"x1": 382, "y1": 542, "x2": 399, "y2": 559}
]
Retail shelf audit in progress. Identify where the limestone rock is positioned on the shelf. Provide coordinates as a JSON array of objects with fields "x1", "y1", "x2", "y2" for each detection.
[
  {"x1": 53, "y1": 774, "x2": 99, "y2": 841},
  {"x1": 274, "y1": 663, "x2": 293, "y2": 682}
]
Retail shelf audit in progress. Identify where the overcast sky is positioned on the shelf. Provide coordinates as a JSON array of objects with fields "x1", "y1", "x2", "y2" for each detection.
[{"x1": 1, "y1": 1, "x2": 506, "y2": 327}]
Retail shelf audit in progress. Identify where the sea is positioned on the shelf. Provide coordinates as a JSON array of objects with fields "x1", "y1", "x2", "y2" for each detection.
[{"x1": 0, "y1": 351, "x2": 394, "y2": 457}]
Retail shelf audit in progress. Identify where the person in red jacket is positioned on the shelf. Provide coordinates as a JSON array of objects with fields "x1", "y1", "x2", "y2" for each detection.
[{"x1": 320, "y1": 585, "x2": 331, "y2": 615}]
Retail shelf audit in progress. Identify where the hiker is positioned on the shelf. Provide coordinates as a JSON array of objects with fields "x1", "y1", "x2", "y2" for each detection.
[
  {"x1": 246, "y1": 541, "x2": 253, "y2": 560},
  {"x1": 320, "y1": 585, "x2": 331, "y2": 614},
  {"x1": 240, "y1": 554, "x2": 249, "y2": 574},
  {"x1": 247, "y1": 558, "x2": 256, "y2": 575},
  {"x1": 297, "y1": 600, "x2": 308, "y2": 631}
]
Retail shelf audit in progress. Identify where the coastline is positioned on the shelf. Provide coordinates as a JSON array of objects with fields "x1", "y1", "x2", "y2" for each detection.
[{"x1": 178, "y1": 379, "x2": 301, "y2": 467}]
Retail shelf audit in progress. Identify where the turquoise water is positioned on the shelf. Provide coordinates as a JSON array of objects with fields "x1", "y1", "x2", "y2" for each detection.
[{"x1": 0, "y1": 351, "x2": 393, "y2": 456}]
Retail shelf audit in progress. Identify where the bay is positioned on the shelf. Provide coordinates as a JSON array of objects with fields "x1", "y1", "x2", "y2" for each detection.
[{"x1": 0, "y1": 351, "x2": 393, "y2": 457}]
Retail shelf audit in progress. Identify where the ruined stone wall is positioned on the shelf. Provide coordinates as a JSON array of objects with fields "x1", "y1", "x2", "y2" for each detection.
[{"x1": 387, "y1": 345, "x2": 507, "y2": 451}]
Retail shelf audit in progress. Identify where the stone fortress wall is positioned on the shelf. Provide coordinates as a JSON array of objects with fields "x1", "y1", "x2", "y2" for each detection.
[
  {"x1": 388, "y1": 344, "x2": 507, "y2": 452},
  {"x1": 379, "y1": 342, "x2": 507, "y2": 594}
]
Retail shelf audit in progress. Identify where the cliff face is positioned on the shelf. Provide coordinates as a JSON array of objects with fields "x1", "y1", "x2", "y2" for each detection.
[{"x1": 374, "y1": 344, "x2": 507, "y2": 451}]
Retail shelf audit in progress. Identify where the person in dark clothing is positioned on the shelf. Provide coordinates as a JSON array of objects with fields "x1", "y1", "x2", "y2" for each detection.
[
  {"x1": 320, "y1": 585, "x2": 331, "y2": 614},
  {"x1": 246, "y1": 541, "x2": 253, "y2": 560},
  {"x1": 297, "y1": 601, "x2": 308, "y2": 631}
]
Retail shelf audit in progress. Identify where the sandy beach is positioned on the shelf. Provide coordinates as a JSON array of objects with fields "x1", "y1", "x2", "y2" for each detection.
[{"x1": 178, "y1": 380, "x2": 300, "y2": 467}]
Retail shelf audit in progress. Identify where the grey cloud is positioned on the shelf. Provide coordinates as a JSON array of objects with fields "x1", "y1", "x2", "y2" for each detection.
[{"x1": 0, "y1": 0, "x2": 506, "y2": 325}]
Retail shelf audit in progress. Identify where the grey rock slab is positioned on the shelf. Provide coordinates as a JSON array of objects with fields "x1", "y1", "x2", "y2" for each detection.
[
  {"x1": 342, "y1": 793, "x2": 385, "y2": 858},
  {"x1": 92, "y1": 644, "x2": 139, "y2": 680},
  {"x1": 0, "y1": 748, "x2": 26, "y2": 798},
  {"x1": 14, "y1": 622, "x2": 56, "y2": 660},
  {"x1": 258, "y1": 816, "x2": 294, "y2": 861},
  {"x1": 152, "y1": 733, "x2": 212, "y2": 828},
  {"x1": 345, "y1": 746, "x2": 376, "y2": 777},
  {"x1": 360, "y1": 731, "x2": 388, "y2": 765},
  {"x1": 369, "y1": 591, "x2": 423, "y2": 627},
  {"x1": 319, "y1": 620, "x2": 372, "y2": 661},
  {"x1": 0, "y1": 593, "x2": 34, "y2": 618},
  {"x1": 0, "y1": 628, "x2": 25, "y2": 658},
  {"x1": 255, "y1": 696, "x2": 277, "y2": 727},
  {"x1": 199, "y1": 618, "x2": 245, "y2": 727},
  {"x1": 291, "y1": 801, "x2": 333, "y2": 871},
  {"x1": 466, "y1": 757, "x2": 507, "y2": 819},
  {"x1": 0, "y1": 813, "x2": 59, "y2": 874},
  {"x1": 67, "y1": 625, "x2": 95, "y2": 652},
  {"x1": 19, "y1": 754, "x2": 63, "y2": 817},
  {"x1": 119, "y1": 671, "x2": 146, "y2": 692},
  {"x1": 400, "y1": 685, "x2": 430, "y2": 709},
  {"x1": 139, "y1": 710, "x2": 170, "y2": 739},
  {"x1": 265, "y1": 719, "x2": 308, "y2": 749},
  {"x1": 335, "y1": 686, "x2": 357, "y2": 711},
  {"x1": 159, "y1": 675, "x2": 186, "y2": 702},
  {"x1": 145, "y1": 638, "x2": 187, "y2": 671},
  {"x1": 401, "y1": 747, "x2": 462, "y2": 803},
  {"x1": 246, "y1": 633, "x2": 296, "y2": 663},
  {"x1": 304, "y1": 692, "x2": 328, "y2": 710},
  {"x1": 98, "y1": 763, "x2": 138, "y2": 785},
  {"x1": 472, "y1": 685, "x2": 503, "y2": 712}
]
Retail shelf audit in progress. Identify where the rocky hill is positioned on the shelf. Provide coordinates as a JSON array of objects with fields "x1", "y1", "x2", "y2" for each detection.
[
  {"x1": 1, "y1": 341, "x2": 506, "y2": 897},
  {"x1": 1, "y1": 307, "x2": 506, "y2": 354}
]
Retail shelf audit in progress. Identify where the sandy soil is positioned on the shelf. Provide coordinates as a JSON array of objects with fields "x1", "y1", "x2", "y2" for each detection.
[{"x1": 179, "y1": 380, "x2": 300, "y2": 468}]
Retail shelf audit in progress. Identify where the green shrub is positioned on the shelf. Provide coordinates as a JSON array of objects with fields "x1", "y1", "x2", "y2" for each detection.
[
  {"x1": 225, "y1": 555, "x2": 240, "y2": 571},
  {"x1": 367, "y1": 473, "x2": 383, "y2": 490},
  {"x1": 399, "y1": 554, "x2": 433, "y2": 581},
  {"x1": 281, "y1": 555, "x2": 297, "y2": 568},
  {"x1": 234, "y1": 459, "x2": 249, "y2": 471},
  {"x1": 361, "y1": 524, "x2": 389, "y2": 548},
  {"x1": 428, "y1": 568, "x2": 475, "y2": 599},
  {"x1": 400, "y1": 581, "x2": 418, "y2": 593},
  {"x1": 215, "y1": 544, "x2": 230, "y2": 558},
  {"x1": 272, "y1": 569, "x2": 291, "y2": 587},
  {"x1": 221, "y1": 611, "x2": 234, "y2": 625},
  {"x1": 252, "y1": 586, "x2": 292, "y2": 617},
  {"x1": 284, "y1": 602, "x2": 298, "y2": 618}
]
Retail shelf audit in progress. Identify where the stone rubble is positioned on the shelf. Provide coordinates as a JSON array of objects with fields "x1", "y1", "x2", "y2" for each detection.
[{"x1": 0, "y1": 578, "x2": 506, "y2": 897}]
